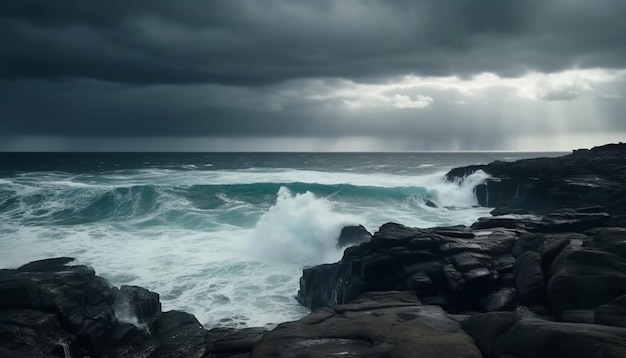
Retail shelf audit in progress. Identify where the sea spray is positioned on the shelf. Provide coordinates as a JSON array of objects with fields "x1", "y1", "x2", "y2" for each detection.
[
  {"x1": 246, "y1": 187, "x2": 361, "y2": 265},
  {"x1": 427, "y1": 170, "x2": 491, "y2": 208}
]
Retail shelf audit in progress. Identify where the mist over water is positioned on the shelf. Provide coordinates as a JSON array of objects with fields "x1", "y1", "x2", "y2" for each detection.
[{"x1": 0, "y1": 152, "x2": 564, "y2": 328}]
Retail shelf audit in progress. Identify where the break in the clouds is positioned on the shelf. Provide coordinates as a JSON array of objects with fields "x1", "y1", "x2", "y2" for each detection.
[{"x1": 1, "y1": 0, "x2": 625, "y2": 151}]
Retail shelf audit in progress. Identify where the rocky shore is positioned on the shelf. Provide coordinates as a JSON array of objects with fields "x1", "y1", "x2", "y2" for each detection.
[{"x1": 2, "y1": 143, "x2": 626, "y2": 357}]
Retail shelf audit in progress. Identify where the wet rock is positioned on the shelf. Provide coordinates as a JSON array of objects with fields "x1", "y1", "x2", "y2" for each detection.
[
  {"x1": 0, "y1": 308, "x2": 77, "y2": 358},
  {"x1": 479, "y1": 287, "x2": 517, "y2": 312},
  {"x1": 206, "y1": 327, "x2": 267, "y2": 356},
  {"x1": 446, "y1": 143, "x2": 626, "y2": 216},
  {"x1": 547, "y1": 248, "x2": 626, "y2": 318},
  {"x1": 252, "y1": 291, "x2": 482, "y2": 358},
  {"x1": 464, "y1": 311, "x2": 626, "y2": 358},
  {"x1": 595, "y1": 294, "x2": 626, "y2": 328},
  {"x1": 585, "y1": 227, "x2": 626, "y2": 258},
  {"x1": 0, "y1": 257, "x2": 265, "y2": 358},
  {"x1": 561, "y1": 309, "x2": 595, "y2": 324},
  {"x1": 493, "y1": 318, "x2": 626, "y2": 358},
  {"x1": 512, "y1": 233, "x2": 544, "y2": 257},
  {"x1": 514, "y1": 251, "x2": 545, "y2": 305},
  {"x1": 336, "y1": 225, "x2": 372, "y2": 249},
  {"x1": 432, "y1": 225, "x2": 475, "y2": 239},
  {"x1": 462, "y1": 312, "x2": 519, "y2": 358}
]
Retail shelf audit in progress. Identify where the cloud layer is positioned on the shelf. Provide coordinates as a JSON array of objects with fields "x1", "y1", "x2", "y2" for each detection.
[{"x1": 1, "y1": 0, "x2": 625, "y2": 151}]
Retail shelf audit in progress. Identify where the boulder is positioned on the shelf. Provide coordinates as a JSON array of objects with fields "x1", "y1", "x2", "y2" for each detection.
[
  {"x1": 514, "y1": 251, "x2": 545, "y2": 305},
  {"x1": 252, "y1": 291, "x2": 482, "y2": 358},
  {"x1": 595, "y1": 294, "x2": 626, "y2": 328},
  {"x1": 464, "y1": 312, "x2": 626, "y2": 358},
  {"x1": 493, "y1": 319, "x2": 626, "y2": 358},
  {"x1": 586, "y1": 227, "x2": 626, "y2": 258},
  {"x1": 461, "y1": 312, "x2": 519, "y2": 358},
  {"x1": 547, "y1": 248, "x2": 626, "y2": 317},
  {"x1": 336, "y1": 225, "x2": 372, "y2": 249}
]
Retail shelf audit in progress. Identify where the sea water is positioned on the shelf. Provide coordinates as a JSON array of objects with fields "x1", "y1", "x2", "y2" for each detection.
[{"x1": 0, "y1": 152, "x2": 562, "y2": 328}]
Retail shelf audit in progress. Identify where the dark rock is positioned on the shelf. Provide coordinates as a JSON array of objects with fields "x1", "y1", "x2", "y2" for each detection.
[
  {"x1": 493, "y1": 319, "x2": 626, "y2": 358},
  {"x1": 472, "y1": 229, "x2": 517, "y2": 256},
  {"x1": 333, "y1": 291, "x2": 422, "y2": 312},
  {"x1": 297, "y1": 258, "x2": 366, "y2": 310},
  {"x1": 251, "y1": 291, "x2": 482, "y2": 358},
  {"x1": 206, "y1": 327, "x2": 267, "y2": 355},
  {"x1": 472, "y1": 211, "x2": 611, "y2": 234},
  {"x1": 479, "y1": 288, "x2": 517, "y2": 312},
  {"x1": 547, "y1": 248, "x2": 626, "y2": 317},
  {"x1": 538, "y1": 210, "x2": 612, "y2": 232},
  {"x1": 119, "y1": 310, "x2": 208, "y2": 358},
  {"x1": 298, "y1": 220, "x2": 515, "y2": 313},
  {"x1": 436, "y1": 236, "x2": 483, "y2": 255},
  {"x1": 446, "y1": 143, "x2": 626, "y2": 216},
  {"x1": 336, "y1": 225, "x2": 372, "y2": 249},
  {"x1": 586, "y1": 227, "x2": 626, "y2": 258},
  {"x1": 0, "y1": 257, "x2": 268, "y2": 358},
  {"x1": 0, "y1": 308, "x2": 77, "y2": 358},
  {"x1": 370, "y1": 222, "x2": 433, "y2": 249},
  {"x1": 462, "y1": 312, "x2": 519, "y2": 358},
  {"x1": 405, "y1": 271, "x2": 437, "y2": 297},
  {"x1": 450, "y1": 251, "x2": 494, "y2": 271},
  {"x1": 514, "y1": 251, "x2": 545, "y2": 305},
  {"x1": 464, "y1": 311, "x2": 626, "y2": 358},
  {"x1": 432, "y1": 225, "x2": 475, "y2": 239},
  {"x1": 16, "y1": 257, "x2": 77, "y2": 272},
  {"x1": 471, "y1": 215, "x2": 531, "y2": 230},
  {"x1": 512, "y1": 233, "x2": 544, "y2": 257},
  {"x1": 114, "y1": 285, "x2": 162, "y2": 334},
  {"x1": 493, "y1": 255, "x2": 515, "y2": 275},
  {"x1": 561, "y1": 309, "x2": 595, "y2": 324},
  {"x1": 490, "y1": 207, "x2": 532, "y2": 216},
  {"x1": 595, "y1": 294, "x2": 626, "y2": 328}
]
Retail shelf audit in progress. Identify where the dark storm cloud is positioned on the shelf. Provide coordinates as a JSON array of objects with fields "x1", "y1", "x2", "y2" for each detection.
[
  {"x1": 1, "y1": 0, "x2": 625, "y2": 86},
  {"x1": 1, "y1": 0, "x2": 626, "y2": 150}
]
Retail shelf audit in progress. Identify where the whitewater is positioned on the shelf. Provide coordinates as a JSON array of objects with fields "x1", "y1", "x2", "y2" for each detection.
[{"x1": 0, "y1": 152, "x2": 561, "y2": 328}]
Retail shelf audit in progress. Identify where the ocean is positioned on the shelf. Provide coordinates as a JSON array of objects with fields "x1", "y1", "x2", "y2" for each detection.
[{"x1": 0, "y1": 152, "x2": 563, "y2": 328}]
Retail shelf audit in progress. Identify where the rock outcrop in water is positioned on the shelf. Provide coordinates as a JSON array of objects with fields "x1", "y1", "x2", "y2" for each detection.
[
  {"x1": 0, "y1": 257, "x2": 264, "y2": 357},
  {"x1": 445, "y1": 142, "x2": 626, "y2": 222},
  {"x1": 297, "y1": 207, "x2": 622, "y2": 316}
]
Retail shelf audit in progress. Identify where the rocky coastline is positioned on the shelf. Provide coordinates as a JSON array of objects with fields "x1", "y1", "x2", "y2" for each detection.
[{"x1": 2, "y1": 143, "x2": 626, "y2": 357}]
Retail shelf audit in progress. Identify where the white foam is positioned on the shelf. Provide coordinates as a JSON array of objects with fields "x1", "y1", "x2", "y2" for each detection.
[
  {"x1": 244, "y1": 187, "x2": 361, "y2": 265},
  {"x1": 90, "y1": 168, "x2": 444, "y2": 189},
  {"x1": 427, "y1": 170, "x2": 490, "y2": 208}
]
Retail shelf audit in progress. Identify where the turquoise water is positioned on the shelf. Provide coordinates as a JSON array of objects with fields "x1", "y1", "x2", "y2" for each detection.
[{"x1": 0, "y1": 152, "x2": 563, "y2": 328}]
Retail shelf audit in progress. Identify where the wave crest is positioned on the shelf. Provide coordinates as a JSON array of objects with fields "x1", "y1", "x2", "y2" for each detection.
[{"x1": 245, "y1": 187, "x2": 360, "y2": 266}]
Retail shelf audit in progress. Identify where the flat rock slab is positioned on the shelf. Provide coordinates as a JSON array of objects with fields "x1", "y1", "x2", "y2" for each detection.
[
  {"x1": 463, "y1": 311, "x2": 626, "y2": 358},
  {"x1": 250, "y1": 291, "x2": 482, "y2": 358}
]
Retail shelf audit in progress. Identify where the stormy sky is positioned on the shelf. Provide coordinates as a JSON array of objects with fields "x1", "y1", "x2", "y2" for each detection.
[{"x1": 1, "y1": 0, "x2": 625, "y2": 151}]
